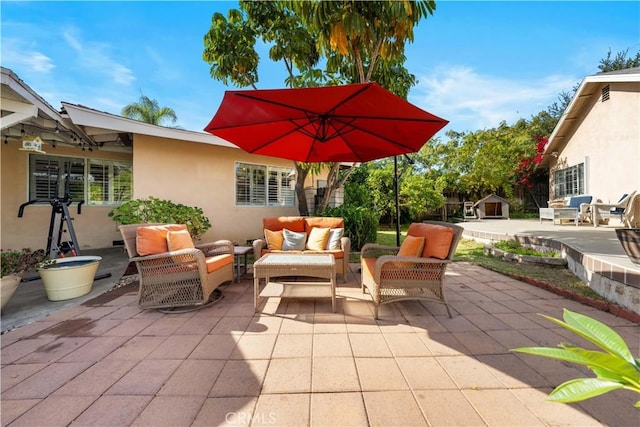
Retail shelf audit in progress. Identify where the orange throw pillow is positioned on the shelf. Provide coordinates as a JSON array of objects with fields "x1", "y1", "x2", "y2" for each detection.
[
  {"x1": 306, "y1": 227, "x2": 330, "y2": 251},
  {"x1": 264, "y1": 229, "x2": 284, "y2": 250},
  {"x1": 167, "y1": 229, "x2": 195, "y2": 251},
  {"x1": 136, "y1": 224, "x2": 187, "y2": 256},
  {"x1": 397, "y1": 235, "x2": 425, "y2": 257}
]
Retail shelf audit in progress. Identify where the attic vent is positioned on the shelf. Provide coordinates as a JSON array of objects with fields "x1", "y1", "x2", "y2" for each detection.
[{"x1": 602, "y1": 85, "x2": 610, "y2": 102}]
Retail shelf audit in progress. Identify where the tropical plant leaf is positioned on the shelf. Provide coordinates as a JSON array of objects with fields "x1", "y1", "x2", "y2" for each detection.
[
  {"x1": 559, "y1": 344, "x2": 640, "y2": 380},
  {"x1": 548, "y1": 378, "x2": 623, "y2": 403}
]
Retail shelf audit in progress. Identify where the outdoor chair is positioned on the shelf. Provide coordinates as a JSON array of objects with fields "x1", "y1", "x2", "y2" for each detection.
[
  {"x1": 360, "y1": 221, "x2": 463, "y2": 319},
  {"x1": 586, "y1": 191, "x2": 636, "y2": 227},
  {"x1": 119, "y1": 223, "x2": 234, "y2": 311}
]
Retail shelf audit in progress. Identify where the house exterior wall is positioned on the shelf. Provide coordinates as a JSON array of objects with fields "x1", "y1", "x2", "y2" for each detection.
[
  {"x1": 132, "y1": 135, "x2": 328, "y2": 245},
  {"x1": 549, "y1": 82, "x2": 640, "y2": 203},
  {"x1": 1, "y1": 143, "x2": 132, "y2": 251}
]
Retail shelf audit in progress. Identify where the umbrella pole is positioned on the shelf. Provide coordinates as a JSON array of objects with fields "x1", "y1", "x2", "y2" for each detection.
[{"x1": 394, "y1": 156, "x2": 401, "y2": 246}]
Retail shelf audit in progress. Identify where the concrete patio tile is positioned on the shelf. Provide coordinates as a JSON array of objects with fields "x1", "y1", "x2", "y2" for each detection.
[
  {"x1": 147, "y1": 334, "x2": 204, "y2": 359},
  {"x1": 492, "y1": 312, "x2": 543, "y2": 330},
  {"x1": 230, "y1": 333, "x2": 277, "y2": 360},
  {"x1": 251, "y1": 393, "x2": 310, "y2": 427},
  {"x1": 192, "y1": 397, "x2": 257, "y2": 427},
  {"x1": 475, "y1": 300, "x2": 517, "y2": 314},
  {"x1": 173, "y1": 314, "x2": 221, "y2": 335},
  {"x1": 449, "y1": 300, "x2": 489, "y2": 315},
  {"x1": 279, "y1": 315, "x2": 315, "y2": 334},
  {"x1": 310, "y1": 392, "x2": 368, "y2": 426},
  {"x1": 1, "y1": 321, "x2": 58, "y2": 347},
  {"x1": 519, "y1": 326, "x2": 571, "y2": 347},
  {"x1": 437, "y1": 315, "x2": 482, "y2": 333},
  {"x1": 463, "y1": 313, "x2": 511, "y2": 331},
  {"x1": 451, "y1": 331, "x2": 507, "y2": 355},
  {"x1": 210, "y1": 315, "x2": 253, "y2": 334},
  {"x1": 485, "y1": 329, "x2": 539, "y2": 349},
  {"x1": 54, "y1": 359, "x2": 137, "y2": 396},
  {"x1": 189, "y1": 333, "x2": 242, "y2": 360},
  {"x1": 462, "y1": 389, "x2": 544, "y2": 426},
  {"x1": 384, "y1": 332, "x2": 432, "y2": 357},
  {"x1": 416, "y1": 331, "x2": 469, "y2": 356},
  {"x1": 138, "y1": 316, "x2": 190, "y2": 336},
  {"x1": 414, "y1": 389, "x2": 486, "y2": 426},
  {"x1": 102, "y1": 317, "x2": 156, "y2": 336},
  {"x1": 104, "y1": 336, "x2": 167, "y2": 360},
  {"x1": 1, "y1": 398, "x2": 40, "y2": 426},
  {"x1": 396, "y1": 300, "x2": 432, "y2": 317},
  {"x1": 209, "y1": 359, "x2": 269, "y2": 397},
  {"x1": 574, "y1": 390, "x2": 640, "y2": 426},
  {"x1": 1, "y1": 337, "x2": 55, "y2": 364},
  {"x1": 245, "y1": 314, "x2": 283, "y2": 334},
  {"x1": 341, "y1": 298, "x2": 374, "y2": 316},
  {"x1": 16, "y1": 336, "x2": 93, "y2": 364},
  {"x1": 1, "y1": 363, "x2": 48, "y2": 393},
  {"x1": 313, "y1": 333, "x2": 352, "y2": 357},
  {"x1": 69, "y1": 395, "x2": 153, "y2": 426},
  {"x1": 355, "y1": 358, "x2": 409, "y2": 391},
  {"x1": 284, "y1": 299, "x2": 316, "y2": 315},
  {"x1": 396, "y1": 357, "x2": 457, "y2": 390},
  {"x1": 349, "y1": 333, "x2": 393, "y2": 358},
  {"x1": 312, "y1": 357, "x2": 360, "y2": 392},
  {"x1": 405, "y1": 314, "x2": 447, "y2": 333},
  {"x1": 106, "y1": 359, "x2": 181, "y2": 395},
  {"x1": 511, "y1": 388, "x2": 603, "y2": 426},
  {"x1": 7, "y1": 395, "x2": 97, "y2": 427},
  {"x1": 43, "y1": 305, "x2": 93, "y2": 323},
  {"x1": 158, "y1": 359, "x2": 225, "y2": 396},
  {"x1": 494, "y1": 298, "x2": 542, "y2": 313},
  {"x1": 480, "y1": 289, "x2": 517, "y2": 301},
  {"x1": 224, "y1": 302, "x2": 257, "y2": 317},
  {"x1": 475, "y1": 354, "x2": 550, "y2": 388},
  {"x1": 343, "y1": 315, "x2": 381, "y2": 333},
  {"x1": 272, "y1": 333, "x2": 313, "y2": 358},
  {"x1": 2, "y1": 361, "x2": 93, "y2": 399},
  {"x1": 67, "y1": 318, "x2": 123, "y2": 337},
  {"x1": 262, "y1": 357, "x2": 311, "y2": 393},
  {"x1": 514, "y1": 351, "x2": 591, "y2": 386},
  {"x1": 362, "y1": 390, "x2": 426, "y2": 426},
  {"x1": 376, "y1": 318, "x2": 416, "y2": 333},
  {"x1": 437, "y1": 356, "x2": 503, "y2": 389},
  {"x1": 313, "y1": 313, "x2": 348, "y2": 333},
  {"x1": 131, "y1": 395, "x2": 205, "y2": 426}
]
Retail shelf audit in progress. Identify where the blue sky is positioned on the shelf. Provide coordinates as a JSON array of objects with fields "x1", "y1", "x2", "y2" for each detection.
[{"x1": 2, "y1": 1, "x2": 639, "y2": 135}]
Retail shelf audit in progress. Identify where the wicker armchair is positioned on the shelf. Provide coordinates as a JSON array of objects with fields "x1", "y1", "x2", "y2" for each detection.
[
  {"x1": 361, "y1": 221, "x2": 463, "y2": 319},
  {"x1": 119, "y1": 223, "x2": 234, "y2": 311}
]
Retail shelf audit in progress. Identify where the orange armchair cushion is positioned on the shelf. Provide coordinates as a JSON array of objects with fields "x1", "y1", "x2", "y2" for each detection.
[
  {"x1": 136, "y1": 224, "x2": 187, "y2": 256},
  {"x1": 205, "y1": 254, "x2": 233, "y2": 273},
  {"x1": 167, "y1": 229, "x2": 195, "y2": 251},
  {"x1": 407, "y1": 223, "x2": 454, "y2": 260},
  {"x1": 398, "y1": 235, "x2": 425, "y2": 257}
]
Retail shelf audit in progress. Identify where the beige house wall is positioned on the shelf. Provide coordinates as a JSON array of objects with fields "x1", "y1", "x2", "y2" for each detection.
[
  {"x1": 549, "y1": 82, "x2": 640, "y2": 203},
  {"x1": 1, "y1": 143, "x2": 132, "y2": 251}
]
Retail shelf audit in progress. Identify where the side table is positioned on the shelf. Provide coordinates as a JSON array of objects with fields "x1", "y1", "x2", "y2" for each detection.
[{"x1": 233, "y1": 245, "x2": 253, "y2": 283}]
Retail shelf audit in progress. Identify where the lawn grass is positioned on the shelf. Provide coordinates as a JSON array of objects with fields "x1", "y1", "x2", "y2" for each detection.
[{"x1": 374, "y1": 225, "x2": 602, "y2": 300}]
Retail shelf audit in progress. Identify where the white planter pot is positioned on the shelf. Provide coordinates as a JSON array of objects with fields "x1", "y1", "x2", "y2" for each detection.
[
  {"x1": 1, "y1": 274, "x2": 22, "y2": 310},
  {"x1": 37, "y1": 256, "x2": 102, "y2": 301}
]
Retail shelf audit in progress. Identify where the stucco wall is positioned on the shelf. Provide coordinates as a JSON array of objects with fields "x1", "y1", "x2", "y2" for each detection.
[
  {"x1": 1, "y1": 143, "x2": 132, "y2": 251},
  {"x1": 550, "y1": 82, "x2": 640, "y2": 203},
  {"x1": 132, "y1": 135, "x2": 325, "y2": 245}
]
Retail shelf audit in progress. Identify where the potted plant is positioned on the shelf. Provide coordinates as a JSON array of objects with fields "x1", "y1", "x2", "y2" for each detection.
[
  {"x1": 37, "y1": 255, "x2": 102, "y2": 301},
  {"x1": 615, "y1": 228, "x2": 640, "y2": 265},
  {"x1": 1, "y1": 248, "x2": 46, "y2": 310}
]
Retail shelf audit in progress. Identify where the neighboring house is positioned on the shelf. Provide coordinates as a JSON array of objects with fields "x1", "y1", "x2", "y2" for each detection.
[
  {"x1": 1, "y1": 67, "x2": 336, "y2": 251},
  {"x1": 541, "y1": 67, "x2": 640, "y2": 205}
]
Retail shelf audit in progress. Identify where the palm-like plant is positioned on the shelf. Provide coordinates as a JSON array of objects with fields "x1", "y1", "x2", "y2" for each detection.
[{"x1": 121, "y1": 95, "x2": 177, "y2": 126}]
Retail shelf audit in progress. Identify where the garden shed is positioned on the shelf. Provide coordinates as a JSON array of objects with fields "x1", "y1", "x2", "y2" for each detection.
[{"x1": 474, "y1": 194, "x2": 510, "y2": 219}]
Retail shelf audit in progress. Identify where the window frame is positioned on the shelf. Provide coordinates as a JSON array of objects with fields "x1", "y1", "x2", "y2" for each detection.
[
  {"x1": 235, "y1": 162, "x2": 295, "y2": 207},
  {"x1": 553, "y1": 162, "x2": 585, "y2": 198}
]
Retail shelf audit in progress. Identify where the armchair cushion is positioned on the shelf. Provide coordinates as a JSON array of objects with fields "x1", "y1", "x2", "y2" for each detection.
[
  {"x1": 205, "y1": 254, "x2": 233, "y2": 273},
  {"x1": 398, "y1": 235, "x2": 426, "y2": 257},
  {"x1": 264, "y1": 229, "x2": 284, "y2": 250},
  {"x1": 167, "y1": 229, "x2": 195, "y2": 251},
  {"x1": 325, "y1": 228, "x2": 344, "y2": 250},
  {"x1": 282, "y1": 229, "x2": 307, "y2": 250},
  {"x1": 407, "y1": 223, "x2": 454, "y2": 260},
  {"x1": 136, "y1": 224, "x2": 187, "y2": 256},
  {"x1": 307, "y1": 227, "x2": 331, "y2": 251}
]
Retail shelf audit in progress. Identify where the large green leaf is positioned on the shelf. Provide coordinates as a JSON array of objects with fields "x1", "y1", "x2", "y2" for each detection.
[{"x1": 548, "y1": 378, "x2": 623, "y2": 403}]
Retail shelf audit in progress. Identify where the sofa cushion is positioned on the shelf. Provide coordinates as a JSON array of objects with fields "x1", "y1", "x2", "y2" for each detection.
[
  {"x1": 136, "y1": 224, "x2": 187, "y2": 256},
  {"x1": 398, "y1": 235, "x2": 425, "y2": 257},
  {"x1": 407, "y1": 223, "x2": 454, "y2": 260},
  {"x1": 282, "y1": 229, "x2": 307, "y2": 250},
  {"x1": 167, "y1": 229, "x2": 195, "y2": 252},
  {"x1": 305, "y1": 217, "x2": 344, "y2": 235},
  {"x1": 264, "y1": 229, "x2": 284, "y2": 250},
  {"x1": 307, "y1": 227, "x2": 331, "y2": 251},
  {"x1": 325, "y1": 228, "x2": 344, "y2": 250},
  {"x1": 205, "y1": 254, "x2": 233, "y2": 273},
  {"x1": 263, "y1": 216, "x2": 306, "y2": 232},
  {"x1": 568, "y1": 196, "x2": 592, "y2": 208}
]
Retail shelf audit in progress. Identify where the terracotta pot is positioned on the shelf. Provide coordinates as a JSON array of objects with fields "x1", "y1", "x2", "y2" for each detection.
[
  {"x1": 37, "y1": 256, "x2": 101, "y2": 301},
  {"x1": 1, "y1": 274, "x2": 22, "y2": 310},
  {"x1": 615, "y1": 228, "x2": 640, "y2": 265}
]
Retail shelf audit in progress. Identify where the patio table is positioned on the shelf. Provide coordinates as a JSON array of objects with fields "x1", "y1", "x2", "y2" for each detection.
[{"x1": 253, "y1": 253, "x2": 336, "y2": 313}]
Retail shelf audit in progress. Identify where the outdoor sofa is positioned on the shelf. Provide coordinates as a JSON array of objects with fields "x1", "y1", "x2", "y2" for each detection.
[{"x1": 252, "y1": 216, "x2": 351, "y2": 281}]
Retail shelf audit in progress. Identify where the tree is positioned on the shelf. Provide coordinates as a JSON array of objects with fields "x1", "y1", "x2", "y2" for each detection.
[
  {"x1": 202, "y1": 1, "x2": 436, "y2": 214},
  {"x1": 121, "y1": 94, "x2": 177, "y2": 126},
  {"x1": 599, "y1": 48, "x2": 640, "y2": 72}
]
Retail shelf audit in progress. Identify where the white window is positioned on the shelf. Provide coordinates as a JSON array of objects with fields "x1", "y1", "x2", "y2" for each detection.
[
  {"x1": 236, "y1": 162, "x2": 295, "y2": 207},
  {"x1": 553, "y1": 163, "x2": 584, "y2": 198},
  {"x1": 28, "y1": 154, "x2": 132, "y2": 206}
]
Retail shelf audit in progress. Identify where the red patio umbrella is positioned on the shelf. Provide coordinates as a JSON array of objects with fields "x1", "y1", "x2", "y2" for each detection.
[{"x1": 204, "y1": 82, "x2": 448, "y2": 163}]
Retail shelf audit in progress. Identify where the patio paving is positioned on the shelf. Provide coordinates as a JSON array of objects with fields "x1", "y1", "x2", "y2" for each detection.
[{"x1": 2, "y1": 259, "x2": 639, "y2": 426}]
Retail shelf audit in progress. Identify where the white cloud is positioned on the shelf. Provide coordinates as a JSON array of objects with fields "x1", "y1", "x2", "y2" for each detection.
[
  {"x1": 62, "y1": 29, "x2": 135, "y2": 86},
  {"x1": 411, "y1": 66, "x2": 577, "y2": 133},
  {"x1": 1, "y1": 39, "x2": 54, "y2": 73}
]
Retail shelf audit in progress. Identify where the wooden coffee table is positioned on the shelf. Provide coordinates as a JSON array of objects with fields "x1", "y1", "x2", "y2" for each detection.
[{"x1": 253, "y1": 253, "x2": 336, "y2": 313}]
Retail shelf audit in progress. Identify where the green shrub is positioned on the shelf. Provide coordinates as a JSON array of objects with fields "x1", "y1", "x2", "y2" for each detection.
[
  {"x1": 321, "y1": 205, "x2": 378, "y2": 252},
  {"x1": 495, "y1": 240, "x2": 559, "y2": 257},
  {"x1": 108, "y1": 196, "x2": 211, "y2": 240}
]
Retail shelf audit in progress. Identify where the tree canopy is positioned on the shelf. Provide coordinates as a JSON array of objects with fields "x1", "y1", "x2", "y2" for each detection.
[{"x1": 121, "y1": 95, "x2": 177, "y2": 126}]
